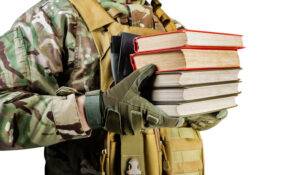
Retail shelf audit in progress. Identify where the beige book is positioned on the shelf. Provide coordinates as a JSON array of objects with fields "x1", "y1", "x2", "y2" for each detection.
[
  {"x1": 153, "y1": 69, "x2": 240, "y2": 87},
  {"x1": 135, "y1": 30, "x2": 243, "y2": 52},
  {"x1": 152, "y1": 82, "x2": 240, "y2": 102},
  {"x1": 156, "y1": 96, "x2": 237, "y2": 116},
  {"x1": 131, "y1": 48, "x2": 240, "y2": 71}
]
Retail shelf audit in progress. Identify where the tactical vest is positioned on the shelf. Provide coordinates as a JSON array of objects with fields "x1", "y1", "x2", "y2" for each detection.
[{"x1": 70, "y1": 0, "x2": 204, "y2": 174}]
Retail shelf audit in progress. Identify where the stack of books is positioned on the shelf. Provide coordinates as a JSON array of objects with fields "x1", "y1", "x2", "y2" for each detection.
[{"x1": 131, "y1": 30, "x2": 243, "y2": 116}]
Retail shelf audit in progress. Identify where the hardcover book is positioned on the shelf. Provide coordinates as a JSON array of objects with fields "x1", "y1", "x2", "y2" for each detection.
[
  {"x1": 156, "y1": 96, "x2": 237, "y2": 116},
  {"x1": 153, "y1": 68, "x2": 240, "y2": 88},
  {"x1": 151, "y1": 82, "x2": 240, "y2": 102},
  {"x1": 134, "y1": 29, "x2": 243, "y2": 52},
  {"x1": 131, "y1": 47, "x2": 240, "y2": 72}
]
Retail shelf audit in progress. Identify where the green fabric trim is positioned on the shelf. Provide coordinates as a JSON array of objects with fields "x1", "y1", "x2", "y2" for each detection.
[{"x1": 84, "y1": 93, "x2": 103, "y2": 129}]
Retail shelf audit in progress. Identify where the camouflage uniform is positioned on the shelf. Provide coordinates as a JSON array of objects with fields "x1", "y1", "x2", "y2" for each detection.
[
  {"x1": 0, "y1": 0, "x2": 100, "y2": 150},
  {"x1": 0, "y1": 0, "x2": 171, "y2": 174}
]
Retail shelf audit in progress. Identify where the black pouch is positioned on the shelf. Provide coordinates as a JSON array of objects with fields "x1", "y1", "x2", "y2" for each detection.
[{"x1": 110, "y1": 33, "x2": 138, "y2": 84}]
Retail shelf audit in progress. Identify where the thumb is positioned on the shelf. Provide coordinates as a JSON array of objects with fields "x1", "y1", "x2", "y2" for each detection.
[
  {"x1": 110, "y1": 64, "x2": 156, "y2": 95},
  {"x1": 131, "y1": 64, "x2": 157, "y2": 92}
]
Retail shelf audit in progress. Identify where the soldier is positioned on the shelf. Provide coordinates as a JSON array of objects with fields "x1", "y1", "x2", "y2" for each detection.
[{"x1": 0, "y1": 0, "x2": 227, "y2": 174}]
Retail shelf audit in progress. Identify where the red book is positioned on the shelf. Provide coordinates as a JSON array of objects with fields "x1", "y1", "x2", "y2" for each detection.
[
  {"x1": 130, "y1": 46, "x2": 240, "y2": 72},
  {"x1": 134, "y1": 29, "x2": 244, "y2": 52}
]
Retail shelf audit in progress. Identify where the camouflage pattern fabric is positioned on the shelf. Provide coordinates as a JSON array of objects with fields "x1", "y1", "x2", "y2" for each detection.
[
  {"x1": 98, "y1": 0, "x2": 165, "y2": 29},
  {"x1": 128, "y1": 4, "x2": 154, "y2": 28},
  {"x1": 98, "y1": 0, "x2": 147, "y2": 16},
  {"x1": 0, "y1": 0, "x2": 99, "y2": 150}
]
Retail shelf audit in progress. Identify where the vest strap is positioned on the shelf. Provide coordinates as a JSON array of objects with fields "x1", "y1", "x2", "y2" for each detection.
[{"x1": 69, "y1": 0, "x2": 115, "y2": 31}]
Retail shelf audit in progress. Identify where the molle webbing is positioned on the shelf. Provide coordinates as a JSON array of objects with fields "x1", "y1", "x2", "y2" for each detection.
[
  {"x1": 120, "y1": 129, "x2": 162, "y2": 175},
  {"x1": 160, "y1": 128, "x2": 204, "y2": 175},
  {"x1": 121, "y1": 134, "x2": 146, "y2": 175}
]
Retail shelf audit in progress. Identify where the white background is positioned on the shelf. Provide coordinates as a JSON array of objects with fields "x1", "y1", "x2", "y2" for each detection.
[{"x1": 1, "y1": 0, "x2": 300, "y2": 174}]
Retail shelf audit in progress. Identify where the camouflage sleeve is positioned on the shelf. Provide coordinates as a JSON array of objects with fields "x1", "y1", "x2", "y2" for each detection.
[{"x1": 0, "y1": 1, "x2": 91, "y2": 150}]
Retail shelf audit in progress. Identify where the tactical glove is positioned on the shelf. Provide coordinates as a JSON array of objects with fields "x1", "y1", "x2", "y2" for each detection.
[
  {"x1": 84, "y1": 64, "x2": 184, "y2": 134},
  {"x1": 184, "y1": 109, "x2": 228, "y2": 131}
]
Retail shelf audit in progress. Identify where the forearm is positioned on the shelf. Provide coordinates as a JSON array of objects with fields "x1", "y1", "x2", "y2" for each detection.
[
  {"x1": 76, "y1": 95, "x2": 91, "y2": 131},
  {"x1": 0, "y1": 91, "x2": 91, "y2": 150}
]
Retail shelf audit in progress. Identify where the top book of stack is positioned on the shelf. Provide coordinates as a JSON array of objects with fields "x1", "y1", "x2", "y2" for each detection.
[{"x1": 134, "y1": 29, "x2": 244, "y2": 52}]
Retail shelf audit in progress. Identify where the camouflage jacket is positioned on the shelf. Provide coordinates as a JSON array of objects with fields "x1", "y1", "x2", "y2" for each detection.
[{"x1": 0, "y1": 0, "x2": 171, "y2": 150}]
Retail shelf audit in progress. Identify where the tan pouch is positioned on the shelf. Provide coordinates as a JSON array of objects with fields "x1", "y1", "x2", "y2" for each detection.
[
  {"x1": 120, "y1": 129, "x2": 163, "y2": 175},
  {"x1": 100, "y1": 129, "x2": 162, "y2": 175},
  {"x1": 160, "y1": 128, "x2": 205, "y2": 175}
]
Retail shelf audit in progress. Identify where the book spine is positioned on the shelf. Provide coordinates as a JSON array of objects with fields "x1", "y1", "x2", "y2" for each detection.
[
  {"x1": 133, "y1": 37, "x2": 139, "y2": 53},
  {"x1": 130, "y1": 54, "x2": 137, "y2": 70}
]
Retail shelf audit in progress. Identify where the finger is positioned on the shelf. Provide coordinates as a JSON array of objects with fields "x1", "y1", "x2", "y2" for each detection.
[
  {"x1": 108, "y1": 64, "x2": 156, "y2": 96},
  {"x1": 146, "y1": 113, "x2": 184, "y2": 128},
  {"x1": 186, "y1": 113, "x2": 223, "y2": 131},
  {"x1": 216, "y1": 109, "x2": 228, "y2": 119},
  {"x1": 184, "y1": 109, "x2": 228, "y2": 120},
  {"x1": 190, "y1": 123, "x2": 202, "y2": 131},
  {"x1": 132, "y1": 64, "x2": 157, "y2": 91},
  {"x1": 158, "y1": 115, "x2": 185, "y2": 128},
  {"x1": 134, "y1": 96, "x2": 184, "y2": 127}
]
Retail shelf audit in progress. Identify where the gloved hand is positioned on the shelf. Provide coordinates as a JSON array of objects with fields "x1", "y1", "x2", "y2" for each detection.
[
  {"x1": 84, "y1": 64, "x2": 184, "y2": 134},
  {"x1": 184, "y1": 109, "x2": 228, "y2": 131}
]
